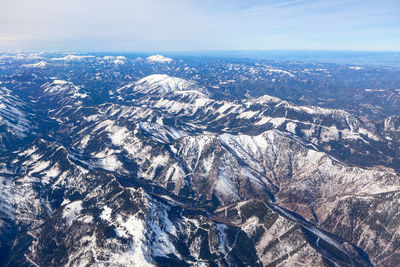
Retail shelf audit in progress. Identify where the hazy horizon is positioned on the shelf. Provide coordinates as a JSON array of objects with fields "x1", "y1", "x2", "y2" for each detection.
[
  {"x1": 2, "y1": 49, "x2": 399, "y2": 68},
  {"x1": 1, "y1": 49, "x2": 400, "y2": 53}
]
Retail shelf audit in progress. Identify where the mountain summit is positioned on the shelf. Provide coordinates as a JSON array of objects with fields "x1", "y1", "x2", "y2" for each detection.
[{"x1": 146, "y1": 55, "x2": 173, "y2": 63}]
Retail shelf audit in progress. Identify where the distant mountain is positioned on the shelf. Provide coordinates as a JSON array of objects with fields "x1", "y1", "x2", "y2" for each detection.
[{"x1": 146, "y1": 55, "x2": 173, "y2": 63}]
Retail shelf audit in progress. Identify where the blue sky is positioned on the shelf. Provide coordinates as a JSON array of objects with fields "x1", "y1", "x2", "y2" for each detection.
[{"x1": 0, "y1": 0, "x2": 399, "y2": 51}]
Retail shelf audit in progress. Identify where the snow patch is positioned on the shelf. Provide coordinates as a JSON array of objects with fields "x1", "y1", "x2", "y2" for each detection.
[
  {"x1": 100, "y1": 155, "x2": 123, "y2": 172},
  {"x1": 63, "y1": 201, "x2": 83, "y2": 225},
  {"x1": 286, "y1": 122, "x2": 297, "y2": 134},
  {"x1": 100, "y1": 206, "x2": 112, "y2": 221}
]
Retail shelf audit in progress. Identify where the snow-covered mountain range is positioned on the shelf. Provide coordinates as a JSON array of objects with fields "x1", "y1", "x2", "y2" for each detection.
[{"x1": 0, "y1": 52, "x2": 399, "y2": 266}]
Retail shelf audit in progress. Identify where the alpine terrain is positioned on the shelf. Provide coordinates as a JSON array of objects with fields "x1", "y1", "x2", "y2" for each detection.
[{"x1": 0, "y1": 52, "x2": 400, "y2": 266}]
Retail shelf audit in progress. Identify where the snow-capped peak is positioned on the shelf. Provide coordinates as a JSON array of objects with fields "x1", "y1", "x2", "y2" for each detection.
[
  {"x1": 42, "y1": 79, "x2": 88, "y2": 99},
  {"x1": 21, "y1": 61, "x2": 47, "y2": 68},
  {"x1": 146, "y1": 55, "x2": 173, "y2": 63},
  {"x1": 102, "y1": 55, "x2": 126, "y2": 65},
  {"x1": 348, "y1": 66, "x2": 364, "y2": 70},
  {"x1": 133, "y1": 74, "x2": 206, "y2": 95},
  {"x1": 51, "y1": 55, "x2": 94, "y2": 61}
]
